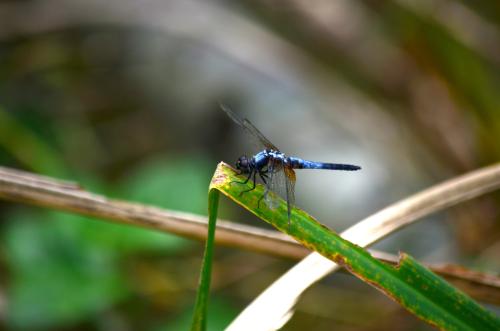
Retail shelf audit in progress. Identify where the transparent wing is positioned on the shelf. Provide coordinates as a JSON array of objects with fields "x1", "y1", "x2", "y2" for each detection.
[
  {"x1": 264, "y1": 161, "x2": 284, "y2": 210},
  {"x1": 265, "y1": 159, "x2": 296, "y2": 225},
  {"x1": 284, "y1": 167, "x2": 296, "y2": 223},
  {"x1": 221, "y1": 104, "x2": 280, "y2": 151}
]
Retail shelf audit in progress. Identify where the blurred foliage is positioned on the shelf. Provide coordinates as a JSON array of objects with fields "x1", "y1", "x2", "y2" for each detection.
[
  {"x1": 0, "y1": 0, "x2": 499, "y2": 330},
  {"x1": 2, "y1": 155, "x2": 211, "y2": 329},
  {"x1": 5, "y1": 211, "x2": 129, "y2": 329}
]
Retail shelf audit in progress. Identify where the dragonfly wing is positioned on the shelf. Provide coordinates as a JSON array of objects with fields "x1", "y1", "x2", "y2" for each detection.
[
  {"x1": 264, "y1": 159, "x2": 284, "y2": 210},
  {"x1": 264, "y1": 167, "x2": 278, "y2": 210},
  {"x1": 284, "y1": 167, "x2": 296, "y2": 224},
  {"x1": 241, "y1": 118, "x2": 279, "y2": 151},
  {"x1": 221, "y1": 104, "x2": 279, "y2": 151},
  {"x1": 265, "y1": 159, "x2": 297, "y2": 225}
]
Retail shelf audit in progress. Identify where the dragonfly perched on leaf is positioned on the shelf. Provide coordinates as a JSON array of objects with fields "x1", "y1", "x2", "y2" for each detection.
[{"x1": 222, "y1": 105, "x2": 361, "y2": 227}]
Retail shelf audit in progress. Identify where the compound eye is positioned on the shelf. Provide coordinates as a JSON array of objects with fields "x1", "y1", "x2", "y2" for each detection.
[{"x1": 236, "y1": 155, "x2": 250, "y2": 171}]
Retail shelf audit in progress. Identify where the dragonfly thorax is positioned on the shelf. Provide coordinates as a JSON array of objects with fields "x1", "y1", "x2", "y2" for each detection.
[
  {"x1": 252, "y1": 149, "x2": 286, "y2": 170},
  {"x1": 236, "y1": 149, "x2": 286, "y2": 174}
]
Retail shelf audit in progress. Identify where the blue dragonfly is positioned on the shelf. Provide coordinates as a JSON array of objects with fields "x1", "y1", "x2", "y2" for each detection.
[{"x1": 222, "y1": 105, "x2": 361, "y2": 227}]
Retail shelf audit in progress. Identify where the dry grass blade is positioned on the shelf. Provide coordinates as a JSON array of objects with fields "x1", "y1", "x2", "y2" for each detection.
[{"x1": 227, "y1": 163, "x2": 500, "y2": 331}]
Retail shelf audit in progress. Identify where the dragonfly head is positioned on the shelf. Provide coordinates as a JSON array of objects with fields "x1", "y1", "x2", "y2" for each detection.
[{"x1": 236, "y1": 155, "x2": 251, "y2": 173}]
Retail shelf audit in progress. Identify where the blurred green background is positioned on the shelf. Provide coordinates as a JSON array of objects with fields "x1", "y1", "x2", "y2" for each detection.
[{"x1": 0, "y1": 0, "x2": 499, "y2": 330}]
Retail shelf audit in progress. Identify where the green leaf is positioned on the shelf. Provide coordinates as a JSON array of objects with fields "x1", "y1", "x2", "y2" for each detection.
[
  {"x1": 190, "y1": 187, "x2": 219, "y2": 331},
  {"x1": 165, "y1": 297, "x2": 237, "y2": 331},
  {"x1": 193, "y1": 162, "x2": 500, "y2": 330}
]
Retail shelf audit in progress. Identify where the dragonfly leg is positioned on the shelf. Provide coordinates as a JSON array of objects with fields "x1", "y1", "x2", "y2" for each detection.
[
  {"x1": 260, "y1": 172, "x2": 269, "y2": 181},
  {"x1": 257, "y1": 171, "x2": 269, "y2": 208},
  {"x1": 230, "y1": 170, "x2": 253, "y2": 186},
  {"x1": 238, "y1": 171, "x2": 257, "y2": 196}
]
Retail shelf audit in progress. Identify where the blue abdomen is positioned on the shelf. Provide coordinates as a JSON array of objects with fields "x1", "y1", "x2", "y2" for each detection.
[{"x1": 288, "y1": 157, "x2": 360, "y2": 171}]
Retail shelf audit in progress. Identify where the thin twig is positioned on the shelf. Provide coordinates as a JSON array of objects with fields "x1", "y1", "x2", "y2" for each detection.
[
  {"x1": 0, "y1": 166, "x2": 304, "y2": 259},
  {"x1": 0, "y1": 166, "x2": 498, "y2": 305}
]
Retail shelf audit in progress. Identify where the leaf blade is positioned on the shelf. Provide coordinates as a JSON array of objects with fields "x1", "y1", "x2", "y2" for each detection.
[
  {"x1": 190, "y1": 189, "x2": 219, "y2": 331},
  {"x1": 211, "y1": 162, "x2": 500, "y2": 330}
]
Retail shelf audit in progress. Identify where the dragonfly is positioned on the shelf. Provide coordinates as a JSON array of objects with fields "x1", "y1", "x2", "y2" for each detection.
[{"x1": 222, "y1": 105, "x2": 361, "y2": 228}]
